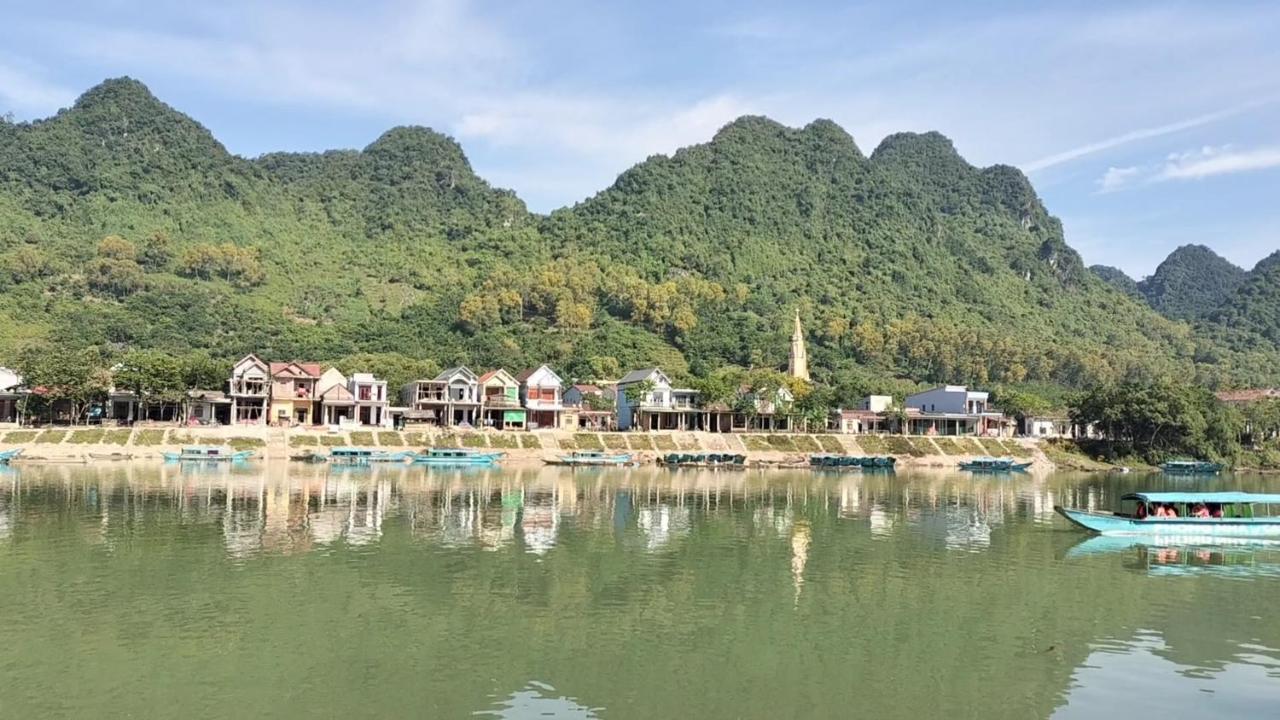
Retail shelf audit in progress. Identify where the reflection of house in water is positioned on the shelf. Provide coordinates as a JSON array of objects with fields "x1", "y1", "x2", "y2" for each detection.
[
  {"x1": 637, "y1": 504, "x2": 691, "y2": 551},
  {"x1": 791, "y1": 521, "x2": 810, "y2": 606},
  {"x1": 223, "y1": 484, "x2": 265, "y2": 558},
  {"x1": 477, "y1": 681, "x2": 602, "y2": 719},
  {"x1": 869, "y1": 504, "x2": 896, "y2": 537},
  {"x1": 521, "y1": 499, "x2": 559, "y2": 555}
]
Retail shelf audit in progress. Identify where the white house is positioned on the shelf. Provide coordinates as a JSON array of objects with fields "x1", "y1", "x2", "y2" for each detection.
[
  {"x1": 228, "y1": 354, "x2": 270, "y2": 425},
  {"x1": 904, "y1": 385, "x2": 1006, "y2": 437},
  {"x1": 0, "y1": 367, "x2": 25, "y2": 424},
  {"x1": 350, "y1": 372, "x2": 390, "y2": 427},
  {"x1": 517, "y1": 365, "x2": 564, "y2": 430},
  {"x1": 860, "y1": 395, "x2": 894, "y2": 413},
  {"x1": 402, "y1": 367, "x2": 480, "y2": 427},
  {"x1": 615, "y1": 368, "x2": 702, "y2": 431}
]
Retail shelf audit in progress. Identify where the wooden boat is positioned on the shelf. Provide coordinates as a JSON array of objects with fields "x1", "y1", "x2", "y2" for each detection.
[
  {"x1": 290, "y1": 452, "x2": 328, "y2": 463},
  {"x1": 809, "y1": 454, "x2": 896, "y2": 470},
  {"x1": 546, "y1": 450, "x2": 633, "y2": 467},
  {"x1": 662, "y1": 453, "x2": 746, "y2": 468},
  {"x1": 958, "y1": 456, "x2": 1031, "y2": 472},
  {"x1": 162, "y1": 446, "x2": 255, "y2": 462},
  {"x1": 88, "y1": 452, "x2": 134, "y2": 461},
  {"x1": 1055, "y1": 492, "x2": 1280, "y2": 538},
  {"x1": 0, "y1": 448, "x2": 23, "y2": 463},
  {"x1": 1161, "y1": 459, "x2": 1224, "y2": 475},
  {"x1": 412, "y1": 447, "x2": 503, "y2": 466},
  {"x1": 328, "y1": 447, "x2": 415, "y2": 464}
]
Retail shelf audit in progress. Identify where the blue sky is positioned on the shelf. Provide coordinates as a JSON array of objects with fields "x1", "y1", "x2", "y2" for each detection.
[{"x1": 1, "y1": 0, "x2": 1277, "y2": 277}]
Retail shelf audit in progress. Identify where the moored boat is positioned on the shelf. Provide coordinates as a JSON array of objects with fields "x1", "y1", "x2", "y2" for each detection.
[
  {"x1": 662, "y1": 453, "x2": 746, "y2": 468},
  {"x1": 958, "y1": 456, "x2": 1031, "y2": 472},
  {"x1": 809, "y1": 454, "x2": 896, "y2": 470},
  {"x1": 412, "y1": 447, "x2": 503, "y2": 466},
  {"x1": 88, "y1": 452, "x2": 134, "y2": 461},
  {"x1": 162, "y1": 446, "x2": 255, "y2": 462},
  {"x1": 328, "y1": 447, "x2": 415, "y2": 464},
  {"x1": 1161, "y1": 459, "x2": 1224, "y2": 475},
  {"x1": 290, "y1": 452, "x2": 328, "y2": 463},
  {"x1": 0, "y1": 448, "x2": 23, "y2": 463},
  {"x1": 546, "y1": 450, "x2": 633, "y2": 467},
  {"x1": 1055, "y1": 492, "x2": 1280, "y2": 538}
]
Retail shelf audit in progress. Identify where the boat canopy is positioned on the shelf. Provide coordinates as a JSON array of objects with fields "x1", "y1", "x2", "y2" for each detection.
[{"x1": 1123, "y1": 492, "x2": 1280, "y2": 504}]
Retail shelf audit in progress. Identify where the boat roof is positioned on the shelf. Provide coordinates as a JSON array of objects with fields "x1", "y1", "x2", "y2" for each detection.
[{"x1": 1124, "y1": 492, "x2": 1280, "y2": 504}]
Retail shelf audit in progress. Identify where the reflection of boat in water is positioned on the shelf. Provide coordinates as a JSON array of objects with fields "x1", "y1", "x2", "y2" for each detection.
[
  {"x1": 662, "y1": 453, "x2": 745, "y2": 468},
  {"x1": 1064, "y1": 535, "x2": 1280, "y2": 578},
  {"x1": 0, "y1": 448, "x2": 22, "y2": 464},
  {"x1": 1161, "y1": 459, "x2": 1223, "y2": 475},
  {"x1": 1056, "y1": 492, "x2": 1280, "y2": 538},
  {"x1": 958, "y1": 456, "x2": 1031, "y2": 473},
  {"x1": 328, "y1": 447, "x2": 414, "y2": 464}
]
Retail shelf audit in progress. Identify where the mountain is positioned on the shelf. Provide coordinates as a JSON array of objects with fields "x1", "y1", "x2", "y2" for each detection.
[
  {"x1": 1089, "y1": 265, "x2": 1141, "y2": 298},
  {"x1": 1212, "y1": 251, "x2": 1280, "y2": 347},
  {"x1": 0, "y1": 78, "x2": 1277, "y2": 395},
  {"x1": 1137, "y1": 244, "x2": 1247, "y2": 321}
]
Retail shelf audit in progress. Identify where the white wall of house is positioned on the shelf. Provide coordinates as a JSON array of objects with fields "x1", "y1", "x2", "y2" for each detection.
[
  {"x1": 906, "y1": 386, "x2": 989, "y2": 414},
  {"x1": 615, "y1": 368, "x2": 672, "y2": 430},
  {"x1": 861, "y1": 395, "x2": 893, "y2": 413}
]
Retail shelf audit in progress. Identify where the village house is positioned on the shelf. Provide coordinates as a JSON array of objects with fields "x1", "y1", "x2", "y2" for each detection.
[
  {"x1": 402, "y1": 367, "x2": 481, "y2": 427},
  {"x1": 904, "y1": 385, "x2": 1007, "y2": 437},
  {"x1": 615, "y1": 368, "x2": 703, "y2": 431},
  {"x1": 517, "y1": 365, "x2": 565, "y2": 430},
  {"x1": 350, "y1": 373, "x2": 389, "y2": 427},
  {"x1": 702, "y1": 385, "x2": 796, "y2": 433},
  {"x1": 564, "y1": 383, "x2": 614, "y2": 408},
  {"x1": 1019, "y1": 415, "x2": 1073, "y2": 439},
  {"x1": 185, "y1": 390, "x2": 230, "y2": 425},
  {"x1": 228, "y1": 354, "x2": 270, "y2": 425},
  {"x1": 564, "y1": 383, "x2": 616, "y2": 430},
  {"x1": 268, "y1": 362, "x2": 322, "y2": 426},
  {"x1": 0, "y1": 367, "x2": 25, "y2": 425},
  {"x1": 478, "y1": 369, "x2": 525, "y2": 430}
]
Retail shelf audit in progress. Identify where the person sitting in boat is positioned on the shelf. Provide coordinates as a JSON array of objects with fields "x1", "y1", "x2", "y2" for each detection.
[
  {"x1": 1192, "y1": 503, "x2": 1211, "y2": 518},
  {"x1": 1164, "y1": 504, "x2": 1179, "y2": 518},
  {"x1": 1135, "y1": 502, "x2": 1149, "y2": 519},
  {"x1": 1210, "y1": 503, "x2": 1224, "y2": 518}
]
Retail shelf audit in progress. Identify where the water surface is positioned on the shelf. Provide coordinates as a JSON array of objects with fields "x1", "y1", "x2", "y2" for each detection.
[{"x1": 1, "y1": 464, "x2": 1278, "y2": 719}]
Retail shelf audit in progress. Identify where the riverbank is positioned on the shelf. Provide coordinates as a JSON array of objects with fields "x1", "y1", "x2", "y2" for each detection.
[{"x1": 0, "y1": 425, "x2": 1053, "y2": 470}]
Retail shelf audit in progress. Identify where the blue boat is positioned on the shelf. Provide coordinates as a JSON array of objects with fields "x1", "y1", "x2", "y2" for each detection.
[
  {"x1": 1055, "y1": 492, "x2": 1280, "y2": 538},
  {"x1": 0, "y1": 448, "x2": 22, "y2": 463},
  {"x1": 1161, "y1": 459, "x2": 1224, "y2": 475},
  {"x1": 663, "y1": 453, "x2": 746, "y2": 468},
  {"x1": 163, "y1": 446, "x2": 255, "y2": 462},
  {"x1": 546, "y1": 450, "x2": 633, "y2": 467},
  {"x1": 958, "y1": 456, "x2": 1031, "y2": 472},
  {"x1": 328, "y1": 447, "x2": 415, "y2": 464},
  {"x1": 412, "y1": 447, "x2": 503, "y2": 466}
]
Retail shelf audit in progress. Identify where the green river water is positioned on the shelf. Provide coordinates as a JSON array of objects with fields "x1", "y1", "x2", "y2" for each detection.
[{"x1": 1, "y1": 463, "x2": 1278, "y2": 719}]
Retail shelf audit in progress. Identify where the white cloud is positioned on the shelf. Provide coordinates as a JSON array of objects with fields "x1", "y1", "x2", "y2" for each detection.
[
  {"x1": 1097, "y1": 166, "x2": 1140, "y2": 193},
  {"x1": 1159, "y1": 144, "x2": 1280, "y2": 180},
  {"x1": 1022, "y1": 105, "x2": 1260, "y2": 173}
]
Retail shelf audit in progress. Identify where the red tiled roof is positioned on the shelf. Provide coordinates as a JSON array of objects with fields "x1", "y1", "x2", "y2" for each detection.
[
  {"x1": 477, "y1": 369, "x2": 502, "y2": 383},
  {"x1": 270, "y1": 362, "x2": 321, "y2": 378}
]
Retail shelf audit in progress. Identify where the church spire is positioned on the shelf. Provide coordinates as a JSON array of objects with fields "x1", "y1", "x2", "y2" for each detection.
[{"x1": 788, "y1": 309, "x2": 809, "y2": 381}]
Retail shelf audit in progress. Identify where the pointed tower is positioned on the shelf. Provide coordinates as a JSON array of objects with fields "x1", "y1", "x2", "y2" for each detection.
[{"x1": 788, "y1": 309, "x2": 810, "y2": 381}]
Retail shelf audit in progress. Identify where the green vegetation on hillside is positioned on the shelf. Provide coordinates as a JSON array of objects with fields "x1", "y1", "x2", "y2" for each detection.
[
  {"x1": 1136, "y1": 244, "x2": 1246, "y2": 321},
  {"x1": 1, "y1": 78, "x2": 1278, "y2": 405}
]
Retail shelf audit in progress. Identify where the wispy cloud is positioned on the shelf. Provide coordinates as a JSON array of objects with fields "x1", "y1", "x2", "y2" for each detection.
[
  {"x1": 1159, "y1": 144, "x2": 1280, "y2": 180},
  {"x1": 1023, "y1": 105, "x2": 1261, "y2": 173},
  {"x1": 1096, "y1": 166, "x2": 1140, "y2": 193}
]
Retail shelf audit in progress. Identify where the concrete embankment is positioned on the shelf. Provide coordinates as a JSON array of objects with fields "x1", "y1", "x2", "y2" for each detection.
[{"x1": 0, "y1": 425, "x2": 1052, "y2": 470}]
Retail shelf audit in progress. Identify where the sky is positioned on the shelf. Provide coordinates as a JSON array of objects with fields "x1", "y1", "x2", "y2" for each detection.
[{"x1": 1, "y1": 0, "x2": 1278, "y2": 278}]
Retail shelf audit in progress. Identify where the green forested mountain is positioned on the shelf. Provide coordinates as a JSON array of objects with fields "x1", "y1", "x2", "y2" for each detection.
[
  {"x1": 1088, "y1": 265, "x2": 1141, "y2": 298},
  {"x1": 1, "y1": 78, "x2": 1278, "y2": 398},
  {"x1": 1136, "y1": 244, "x2": 1247, "y2": 321},
  {"x1": 1213, "y1": 251, "x2": 1280, "y2": 347}
]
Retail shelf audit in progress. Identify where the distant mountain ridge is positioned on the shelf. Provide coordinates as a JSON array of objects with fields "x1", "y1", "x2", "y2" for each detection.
[{"x1": 0, "y1": 78, "x2": 1278, "y2": 393}]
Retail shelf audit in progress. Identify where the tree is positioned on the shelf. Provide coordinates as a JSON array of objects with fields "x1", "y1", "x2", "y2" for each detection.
[
  {"x1": 139, "y1": 231, "x2": 174, "y2": 271},
  {"x1": 87, "y1": 257, "x2": 145, "y2": 298},
  {"x1": 17, "y1": 346, "x2": 109, "y2": 424},
  {"x1": 97, "y1": 235, "x2": 138, "y2": 261},
  {"x1": 113, "y1": 349, "x2": 184, "y2": 418}
]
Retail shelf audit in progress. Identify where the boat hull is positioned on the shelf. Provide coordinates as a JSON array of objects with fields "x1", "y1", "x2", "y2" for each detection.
[
  {"x1": 412, "y1": 456, "x2": 498, "y2": 466},
  {"x1": 163, "y1": 450, "x2": 255, "y2": 462},
  {"x1": 1055, "y1": 506, "x2": 1280, "y2": 538}
]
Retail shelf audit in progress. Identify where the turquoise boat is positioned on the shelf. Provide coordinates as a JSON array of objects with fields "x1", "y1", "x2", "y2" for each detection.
[
  {"x1": 663, "y1": 453, "x2": 746, "y2": 468},
  {"x1": 328, "y1": 447, "x2": 415, "y2": 464},
  {"x1": 0, "y1": 448, "x2": 22, "y2": 463},
  {"x1": 547, "y1": 451, "x2": 633, "y2": 467},
  {"x1": 162, "y1": 446, "x2": 255, "y2": 462},
  {"x1": 1161, "y1": 459, "x2": 1224, "y2": 475},
  {"x1": 809, "y1": 454, "x2": 895, "y2": 470},
  {"x1": 958, "y1": 456, "x2": 1031, "y2": 472},
  {"x1": 1056, "y1": 492, "x2": 1280, "y2": 538},
  {"x1": 412, "y1": 447, "x2": 503, "y2": 466}
]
